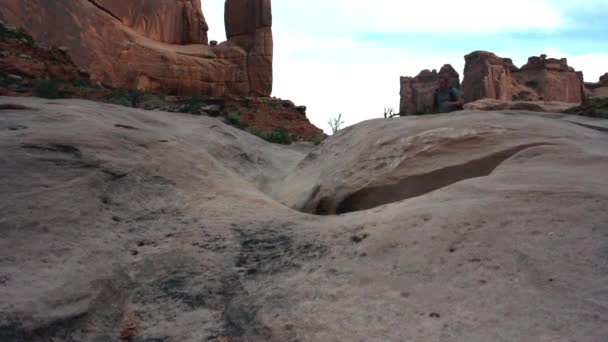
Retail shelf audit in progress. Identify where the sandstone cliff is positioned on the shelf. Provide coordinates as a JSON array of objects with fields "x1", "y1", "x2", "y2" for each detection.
[
  {"x1": 0, "y1": 0, "x2": 273, "y2": 97},
  {"x1": 94, "y1": 0, "x2": 209, "y2": 45},
  {"x1": 224, "y1": 0, "x2": 273, "y2": 96},
  {"x1": 401, "y1": 51, "x2": 589, "y2": 115},
  {"x1": 460, "y1": 51, "x2": 518, "y2": 103},
  {"x1": 399, "y1": 65, "x2": 460, "y2": 115},
  {"x1": 512, "y1": 55, "x2": 585, "y2": 103},
  {"x1": 461, "y1": 51, "x2": 585, "y2": 104}
]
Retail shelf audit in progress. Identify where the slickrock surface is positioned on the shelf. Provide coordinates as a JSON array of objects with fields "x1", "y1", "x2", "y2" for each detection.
[{"x1": 1, "y1": 97, "x2": 608, "y2": 341}]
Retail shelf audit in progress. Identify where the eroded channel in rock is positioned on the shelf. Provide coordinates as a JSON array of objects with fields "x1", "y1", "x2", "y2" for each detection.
[{"x1": 312, "y1": 143, "x2": 553, "y2": 215}]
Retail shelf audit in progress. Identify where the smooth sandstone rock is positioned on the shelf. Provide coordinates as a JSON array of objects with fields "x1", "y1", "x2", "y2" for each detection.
[
  {"x1": 1, "y1": 96, "x2": 608, "y2": 341},
  {"x1": 463, "y1": 99, "x2": 578, "y2": 113}
]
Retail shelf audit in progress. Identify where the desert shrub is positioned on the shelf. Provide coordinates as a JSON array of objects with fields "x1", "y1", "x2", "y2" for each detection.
[
  {"x1": 413, "y1": 105, "x2": 432, "y2": 115},
  {"x1": 180, "y1": 95, "x2": 205, "y2": 114},
  {"x1": 328, "y1": 113, "x2": 344, "y2": 134},
  {"x1": 256, "y1": 128, "x2": 293, "y2": 145},
  {"x1": 0, "y1": 24, "x2": 34, "y2": 46},
  {"x1": 224, "y1": 111, "x2": 249, "y2": 130},
  {"x1": 127, "y1": 89, "x2": 145, "y2": 107},
  {"x1": 70, "y1": 77, "x2": 91, "y2": 88},
  {"x1": 0, "y1": 75, "x2": 24, "y2": 88},
  {"x1": 108, "y1": 88, "x2": 145, "y2": 107},
  {"x1": 383, "y1": 107, "x2": 399, "y2": 118},
  {"x1": 309, "y1": 135, "x2": 325, "y2": 146},
  {"x1": 34, "y1": 79, "x2": 62, "y2": 99},
  {"x1": 107, "y1": 88, "x2": 130, "y2": 106}
]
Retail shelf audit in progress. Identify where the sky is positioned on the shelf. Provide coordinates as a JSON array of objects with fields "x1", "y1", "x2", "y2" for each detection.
[{"x1": 202, "y1": 0, "x2": 608, "y2": 133}]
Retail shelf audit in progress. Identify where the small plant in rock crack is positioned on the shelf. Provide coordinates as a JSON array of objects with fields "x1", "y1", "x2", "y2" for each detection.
[
  {"x1": 328, "y1": 113, "x2": 345, "y2": 134},
  {"x1": 383, "y1": 107, "x2": 399, "y2": 118}
]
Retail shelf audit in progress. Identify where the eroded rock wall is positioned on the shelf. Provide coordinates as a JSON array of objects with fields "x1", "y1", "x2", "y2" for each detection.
[
  {"x1": 399, "y1": 65, "x2": 460, "y2": 115},
  {"x1": 94, "y1": 0, "x2": 209, "y2": 45},
  {"x1": 460, "y1": 51, "x2": 518, "y2": 103},
  {"x1": 461, "y1": 51, "x2": 585, "y2": 104},
  {"x1": 0, "y1": 0, "x2": 273, "y2": 97},
  {"x1": 512, "y1": 56, "x2": 585, "y2": 103},
  {"x1": 224, "y1": 0, "x2": 273, "y2": 96}
]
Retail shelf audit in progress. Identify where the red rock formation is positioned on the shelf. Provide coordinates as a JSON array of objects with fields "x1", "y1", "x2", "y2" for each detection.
[
  {"x1": 513, "y1": 55, "x2": 585, "y2": 103},
  {"x1": 399, "y1": 64, "x2": 460, "y2": 115},
  {"x1": 224, "y1": 0, "x2": 273, "y2": 96},
  {"x1": 94, "y1": 0, "x2": 209, "y2": 44},
  {"x1": 0, "y1": 35, "x2": 80, "y2": 82},
  {"x1": 461, "y1": 51, "x2": 518, "y2": 103},
  {"x1": 224, "y1": 97, "x2": 323, "y2": 139},
  {"x1": 461, "y1": 51, "x2": 585, "y2": 104},
  {"x1": 0, "y1": 0, "x2": 272, "y2": 97},
  {"x1": 601, "y1": 73, "x2": 608, "y2": 86}
]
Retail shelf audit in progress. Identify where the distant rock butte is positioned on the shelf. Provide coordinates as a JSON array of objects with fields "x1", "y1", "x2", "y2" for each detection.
[
  {"x1": 461, "y1": 51, "x2": 518, "y2": 103},
  {"x1": 399, "y1": 65, "x2": 460, "y2": 115},
  {"x1": 400, "y1": 51, "x2": 589, "y2": 114},
  {"x1": 0, "y1": 0, "x2": 273, "y2": 97}
]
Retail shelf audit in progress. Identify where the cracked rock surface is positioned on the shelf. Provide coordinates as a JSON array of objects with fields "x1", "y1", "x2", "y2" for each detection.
[{"x1": 1, "y1": 97, "x2": 608, "y2": 341}]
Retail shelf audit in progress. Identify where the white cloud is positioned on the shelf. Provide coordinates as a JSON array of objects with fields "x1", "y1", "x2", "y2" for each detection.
[{"x1": 330, "y1": 0, "x2": 565, "y2": 33}]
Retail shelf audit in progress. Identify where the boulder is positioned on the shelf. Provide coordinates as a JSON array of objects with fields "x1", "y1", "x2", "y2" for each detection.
[
  {"x1": 0, "y1": 0, "x2": 273, "y2": 97},
  {"x1": 399, "y1": 64, "x2": 460, "y2": 115},
  {"x1": 461, "y1": 51, "x2": 518, "y2": 103}
]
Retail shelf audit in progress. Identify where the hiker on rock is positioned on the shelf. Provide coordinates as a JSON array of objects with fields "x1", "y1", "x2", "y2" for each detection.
[{"x1": 432, "y1": 77, "x2": 464, "y2": 113}]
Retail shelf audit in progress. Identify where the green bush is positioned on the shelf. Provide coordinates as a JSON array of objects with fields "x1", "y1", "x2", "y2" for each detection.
[
  {"x1": 0, "y1": 24, "x2": 34, "y2": 46},
  {"x1": 413, "y1": 105, "x2": 432, "y2": 115},
  {"x1": 34, "y1": 79, "x2": 62, "y2": 99},
  {"x1": 107, "y1": 88, "x2": 145, "y2": 107},
  {"x1": 0, "y1": 75, "x2": 24, "y2": 88},
  {"x1": 70, "y1": 77, "x2": 91, "y2": 88},
  {"x1": 224, "y1": 111, "x2": 249, "y2": 130},
  {"x1": 256, "y1": 128, "x2": 293, "y2": 145},
  {"x1": 181, "y1": 95, "x2": 204, "y2": 114},
  {"x1": 308, "y1": 135, "x2": 325, "y2": 146}
]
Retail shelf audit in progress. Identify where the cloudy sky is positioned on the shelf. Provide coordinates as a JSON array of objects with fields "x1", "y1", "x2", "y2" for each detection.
[{"x1": 203, "y1": 0, "x2": 608, "y2": 133}]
